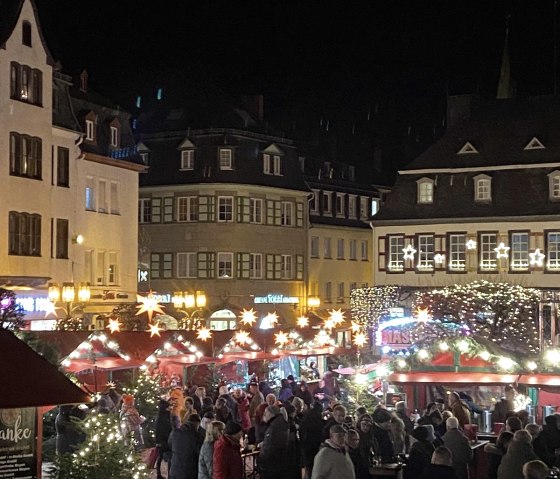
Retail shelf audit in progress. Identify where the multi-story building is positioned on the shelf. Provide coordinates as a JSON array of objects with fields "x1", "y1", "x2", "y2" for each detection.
[
  {"x1": 371, "y1": 94, "x2": 560, "y2": 341},
  {"x1": 0, "y1": 0, "x2": 143, "y2": 328}
]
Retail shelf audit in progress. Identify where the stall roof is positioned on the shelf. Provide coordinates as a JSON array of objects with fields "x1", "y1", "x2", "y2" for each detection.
[
  {"x1": 0, "y1": 331, "x2": 91, "y2": 408},
  {"x1": 518, "y1": 374, "x2": 560, "y2": 387},
  {"x1": 389, "y1": 372, "x2": 519, "y2": 384}
]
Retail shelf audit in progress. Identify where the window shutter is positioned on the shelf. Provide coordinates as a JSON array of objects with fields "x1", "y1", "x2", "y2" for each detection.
[
  {"x1": 274, "y1": 202, "x2": 282, "y2": 226},
  {"x1": 296, "y1": 255, "x2": 304, "y2": 280},
  {"x1": 163, "y1": 197, "x2": 174, "y2": 222},
  {"x1": 266, "y1": 254, "x2": 274, "y2": 279},
  {"x1": 266, "y1": 200, "x2": 275, "y2": 225},
  {"x1": 237, "y1": 253, "x2": 250, "y2": 279},
  {"x1": 274, "y1": 254, "x2": 282, "y2": 279},
  {"x1": 199, "y1": 196, "x2": 215, "y2": 222},
  {"x1": 296, "y1": 202, "x2": 304, "y2": 227},
  {"x1": 198, "y1": 252, "x2": 215, "y2": 278},
  {"x1": 151, "y1": 198, "x2": 162, "y2": 223},
  {"x1": 237, "y1": 197, "x2": 250, "y2": 223}
]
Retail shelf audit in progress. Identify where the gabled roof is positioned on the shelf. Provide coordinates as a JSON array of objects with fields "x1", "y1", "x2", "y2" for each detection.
[
  {"x1": 457, "y1": 142, "x2": 478, "y2": 155},
  {"x1": 262, "y1": 143, "x2": 284, "y2": 155},
  {"x1": 177, "y1": 138, "x2": 195, "y2": 149},
  {"x1": 524, "y1": 137, "x2": 545, "y2": 150}
]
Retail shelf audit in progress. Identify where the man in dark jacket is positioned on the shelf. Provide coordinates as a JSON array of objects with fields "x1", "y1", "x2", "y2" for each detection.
[
  {"x1": 371, "y1": 408, "x2": 395, "y2": 462},
  {"x1": 168, "y1": 413, "x2": 204, "y2": 479},
  {"x1": 420, "y1": 446, "x2": 458, "y2": 479},
  {"x1": 155, "y1": 399, "x2": 172, "y2": 479},
  {"x1": 259, "y1": 405, "x2": 289, "y2": 479},
  {"x1": 300, "y1": 401, "x2": 325, "y2": 478}
]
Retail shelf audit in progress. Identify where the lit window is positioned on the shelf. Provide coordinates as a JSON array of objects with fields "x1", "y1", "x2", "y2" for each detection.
[
  {"x1": 417, "y1": 178, "x2": 434, "y2": 204},
  {"x1": 479, "y1": 233, "x2": 498, "y2": 271},
  {"x1": 417, "y1": 235, "x2": 434, "y2": 270},
  {"x1": 217, "y1": 252, "x2": 233, "y2": 278},
  {"x1": 474, "y1": 175, "x2": 492, "y2": 202},
  {"x1": 447, "y1": 234, "x2": 466, "y2": 271},
  {"x1": 218, "y1": 197, "x2": 234, "y2": 222},
  {"x1": 219, "y1": 148, "x2": 233, "y2": 170},
  {"x1": 85, "y1": 177, "x2": 96, "y2": 211},
  {"x1": 181, "y1": 150, "x2": 194, "y2": 170},
  {"x1": 10, "y1": 62, "x2": 42, "y2": 105},
  {"x1": 510, "y1": 232, "x2": 529, "y2": 271},
  {"x1": 177, "y1": 197, "x2": 198, "y2": 222},
  {"x1": 250, "y1": 198, "x2": 262, "y2": 223},
  {"x1": 387, "y1": 236, "x2": 404, "y2": 271}
]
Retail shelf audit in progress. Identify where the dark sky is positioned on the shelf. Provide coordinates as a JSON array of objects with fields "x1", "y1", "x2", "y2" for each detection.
[{"x1": 35, "y1": 0, "x2": 560, "y2": 176}]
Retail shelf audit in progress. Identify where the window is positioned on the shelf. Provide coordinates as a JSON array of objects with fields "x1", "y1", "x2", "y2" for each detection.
[
  {"x1": 510, "y1": 232, "x2": 529, "y2": 271},
  {"x1": 273, "y1": 155, "x2": 282, "y2": 175},
  {"x1": 361, "y1": 240, "x2": 368, "y2": 260},
  {"x1": 22, "y1": 21, "x2": 32, "y2": 46},
  {"x1": 417, "y1": 178, "x2": 434, "y2": 204},
  {"x1": 181, "y1": 150, "x2": 194, "y2": 170},
  {"x1": 448, "y1": 234, "x2": 466, "y2": 271},
  {"x1": 348, "y1": 195, "x2": 357, "y2": 219},
  {"x1": 250, "y1": 253, "x2": 263, "y2": 279},
  {"x1": 350, "y1": 282, "x2": 357, "y2": 292},
  {"x1": 250, "y1": 198, "x2": 262, "y2": 224},
  {"x1": 417, "y1": 235, "x2": 434, "y2": 270},
  {"x1": 336, "y1": 194, "x2": 345, "y2": 217},
  {"x1": 337, "y1": 239, "x2": 345, "y2": 259},
  {"x1": 110, "y1": 126, "x2": 119, "y2": 147},
  {"x1": 151, "y1": 253, "x2": 172, "y2": 279},
  {"x1": 387, "y1": 235, "x2": 404, "y2": 271},
  {"x1": 217, "y1": 252, "x2": 233, "y2": 278},
  {"x1": 263, "y1": 154, "x2": 271, "y2": 174},
  {"x1": 55, "y1": 219, "x2": 69, "y2": 259},
  {"x1": 310, "y1": 236, "x2": 319, "y2": 258},
  {"x1": 94, "y1": 251, "x2": 118, "y2": 285},
  {"x1": 85, "y1": 120, "x2": 94, "y2": 141},
  {"x1": 323, "y1": 192, "x2": 332, "y2": 214},
  {"x1": 177, "y1": 197, "x2": 198, "y2": 222},
  {"x1": 324, "y1": 282, "x2": 332, "y2": 302},
  {"x1": 177, "y1": 252, "x2": 197, "y2": 278},
  {"x1": 219, "y1": 148, "x2": 233, "y2": 170},
  {"x1": 337, "y1": 282, "x2": 345, "y2": 302},
  {"x1": 371, "y1": 198, "x2": 380, "y2": 216},
  {"x1": 281, "y1": 255, "x2": 293, "y2": 279},
  {"x1": 98, "y1": 180, "x2": 107, "y2": 213},
  {"x1": 324, "y1": 237, "x2": 332, "y2": 258},
  {"x1": 548, "y1": 171, "x2": 560, "y2": 199},
  {"x1": 110, "y1": 182, "x2": 120, "y2": 214},
  {"x1": 9, "y1": 133, "x2": 42, "y2": 179},
  {"x1": 8, "y1": 211, "x2": 41, "y2": 256},
  {"x1": 138, "y1": 198, "x2": 152, "y2": 223},
  {"x1": 218, "y1": 196, "x2": 234, "y2": 222},
  {"x1": 349, "y1": 239, "x2": 357, "y2": 260},
  {"x1": 360, "y1": 197, "x2": 369, "y2": 219},
  {"x1": 479, "y1": 233, "x2": 498, "y2": 271},
  {"x1": 281, "y1": 202, "x2": 294, "y2": 226},
  {"x1": 10, "y1": 62, "x2": 42, "y2": 105},
  {"x1": 140, "y1": 152, "x2": 149, "y2": 164},
  {"x1": 310, "y1": 190, "x2": 319, "y2": 214},
  {"x1": 474, "y1": 175, "x2": 492, "y2": 202},
  {"x1": 85, "y1": 177, "x2": 96, "y2": 211},
  {"x1": 107, "y1": 252, "x2": 118, "y2": 284},
  {"x1": 56, "y1": 147, "x2": 69, "y2": 187},
  {"x1": 547, "y1": 232, "x2": 560, "y2": 271}
]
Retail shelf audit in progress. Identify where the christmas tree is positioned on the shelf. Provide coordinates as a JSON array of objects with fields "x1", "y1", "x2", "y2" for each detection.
[{"x1": 0, "y1": 288, "x2": 24, "y2": 330}]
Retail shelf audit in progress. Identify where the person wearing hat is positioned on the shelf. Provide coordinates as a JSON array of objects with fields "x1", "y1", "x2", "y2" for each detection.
[
  {"x1": 168, "y1": 413, "x2": 204, "y2": 479},
  {"x1": 259, "y1": 405, "x2": 290, "y2": 479},
  {"x1": 119, "y1": 394, "x2": 144, "y2": 448},
  {"x1": 442, "y1": 417, "x2": 473, "y2": 479},
  {"x1": 300, "y1": 401, "x2": 325, "y2": 479},
  {"x1": 213, "y1": 421, "x2": 243, "y2": 479},
  {"x1": 311, "y1": 424, "x2": 355, "y2": 479},
  {"x1": 405, "y1": 426, "x2": 435, "y2": 479},
  {"x1": 371, "y1": 407, "x2": 395, "y2": 462}
]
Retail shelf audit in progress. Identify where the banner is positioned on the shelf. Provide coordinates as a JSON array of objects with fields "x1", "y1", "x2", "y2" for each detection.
[{"x1": 0, "y1": 408, "x2": 37, "y2": 479}]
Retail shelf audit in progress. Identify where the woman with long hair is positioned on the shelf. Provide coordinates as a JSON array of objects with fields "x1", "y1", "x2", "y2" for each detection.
[{"x1": 198, "y1": 420, "x2": 225, "y2": 479}]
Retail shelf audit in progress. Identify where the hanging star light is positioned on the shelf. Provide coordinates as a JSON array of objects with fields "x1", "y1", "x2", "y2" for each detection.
[
  {"x1": 274, "y1": 331, "x2": 289, "y2": 347},
  {"x1": 106, "y1": 318, "x2": 122, "y2": 333},
  {"x1": 416, "y1": 308, "x2": 431, "y2": 324},
  {"x1": 136, "y1": 291, "x2": 165, "y2": 321},
  {"x1": 494, "y1": 242, "x2": 510, "y2": 259},
  {"x1": 434, "y1": 253, "x2": 445, "y2": 265},
  {"x1": 529, "y1": 248, "x2": 545, "y2": 267},
  {"x1": 402, "y1": 244, "x2": 417, "y2": 260},
  {"x1": 235, "y1": 330, "x2": 251, "y2": 345},
  {"x1": 323, "y1": 318, "x2": 335, "y2": 330},
  {"x1": 315, "y1": 330, "x2": 332, "y2": 347},
  {"x1": 466, "y1": 239, "x2": 477, "y2": 250},
  {"x1": 263, "y1": 312, "x2": 279, "y2": 328},
  {"x1": 147, "y1": 322, "x2": 162, "y2": 337},
  {"x1": 353, "y1": 332, "x2": 368, "y2": 347},
  {"x1": 197, "y1": 328, "x2": 212, "y2": 341},
  {"x1": 44, "y1": 301, "x2": 58, "y2": 318},
  {"x1": 239, "y1": 308, "x2": 258, "y2": 326},
  {"x1": 296, "y1": 316, "x2": 309, "y2": 328},
  {"x1": 329, "y1": 309, "x2": 346, "y2": 326},
  {"x1": 351, "y1": 321, "x2": 361, "y2": 333}
]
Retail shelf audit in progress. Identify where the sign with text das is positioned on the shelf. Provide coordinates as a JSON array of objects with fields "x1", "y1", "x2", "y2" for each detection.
[{"x1": 0, "y1": 408, "x2": 37, "y2": 479}]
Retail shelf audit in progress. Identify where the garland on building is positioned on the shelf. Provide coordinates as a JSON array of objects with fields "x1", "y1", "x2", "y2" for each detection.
[
  {"x1": 0, "y1": 288, "x2": 25, "y2": 330},
  {"x1": 350, "y1": 286, "x2": 400, "y2": 329}
]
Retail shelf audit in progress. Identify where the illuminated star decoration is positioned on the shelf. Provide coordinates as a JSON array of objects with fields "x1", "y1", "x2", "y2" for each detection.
[
  {"x1": 274, "y1": 331, "x2": 289, "y2": 347},
  {"x1": 147, "y1": 322, "x2": 162, "y2": 337},
  {"x1": 494, "y1": 242, "x2": 510, "y2": 259},
  {"x1": 197, "y1": 328, "x2": 213, "y2": 341},
  {"x1": 136, "y1": 291, "x2": 165, "y2": 322},
  {"x1": 235, "y1": 330, "x2": 251, "y2": 346},
  {"x1": 466, "y1": 239, "x2": 477, "y2": 250},
  {"x1": 296, "y1": 316, "x2": 309, "y2": 328},
  {"x1": 263, "y1": 312, "x2": 279, "y2": 328},
  {"x1": 44, "y1": 301, "x2": 58, "y2": 318},
  {"x1": 315, "y1": 330, "x2": 332, "y2": 347},
  {"x1": 353, "y1": 332, "x2": 368, "y2": 348},
  {"x1": 416, "y1": 308, "x2": 431, "y2": 324},
  {"x1": 106, "y1": 318, "x2": 122, "y2": 333},
  {"x1": 329, "y1": 309, "x2": 346, "y2": 327},
  {"x1": 351, "y1": 321, "x2": 361, "y2": 333},
  {"x1": 529, "y1": 248, "x2": 545, "y2": 267},
  {"x1": 239, "y1": 308, "x2": 258, "y2": 326},
  {"x1": 434, "y1": 253, "x2": 445, "y2": 265},
  {"x1": 402, "y1": 244, "x2": 417, "y2": 260}
]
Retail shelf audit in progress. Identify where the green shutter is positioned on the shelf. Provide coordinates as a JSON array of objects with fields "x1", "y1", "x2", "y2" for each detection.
[
  {"x1": 296, "y1": 202, "x2": 304, "y2": 227},
  {"x1": 163, "y1": 197, "x2": 174, "y2": 222},
  {"x1": 198, "y1": 252, "x2": 215, "y2": 278},
  {"x1": 237, "y1": 197, "x2": 250, "y2": 223},
  {"x1": 274, "y1": 201, "x2": 282, "y2": 226},
  {"x1": 237, "y1": 253, "x2": 250, "y2": 279},
  {"x1": 296, "y1": 254, "x2": 304, "y2": 280},
  {"x1": 274, "y1": 254, "x2": 282, "y2": 279},
  {"x1": 152, "y1": 198, "x2": 162, "y2": 223},
  {"x1": 199, "y1": 196, "x2": 215, "y2": 222},
  {"x1": 266, "y1": 254, "x2": 274, "y2": 279},
  {"x1": 266, "y1": 200, "x2": 275, "y2": 225}
]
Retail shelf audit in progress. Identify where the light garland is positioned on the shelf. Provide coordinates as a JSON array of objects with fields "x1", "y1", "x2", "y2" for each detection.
[{"x1": 350, "y1": 286, "x2": 400, "y2": 330}]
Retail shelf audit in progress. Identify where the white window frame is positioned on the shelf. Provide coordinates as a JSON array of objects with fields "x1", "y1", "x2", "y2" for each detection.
[
  {"x1": 479, "y1": 233, "x2": 498, "y2": 271},
  {"x1": 250, "y1": 198, "x2": 262, "y2": 224},
  {"x1": 310, "y1": 236, "x2": 319, "y2": 258},
  {"x1": 474, "y1": 175, "x2": 492, "y2": 202},
  {"x1": 85, "y1": 176, "x2": 96, "y2": 211},
  {"x1": 281, "y1": 254, "x2": 293, "y2": 279},
  {"x1": 273, "y1": 155, "x2": 282, "y2": 175},
  {"x1": 138, "y1": 198, "x2": 151, "y2": 223},
  {"x1": 547, "y1": 232, "x2": 560, "y2": 271},
  {"x1": 250, "y1": 253, "x2": 263, "y2": 279},
  {"x1": 219, "y1": 148, "x2": 233, "y2": 170},
  {"x1": 110, "y1": 181, "x2": 119, "y2": 214},
  {"x1": 217, "y1": 196, "x2": 234, "y2": 222},
  {"x1": 448, "y1": 234, "x2": 466, "y2": 271},
  {"x1": 349, "y1": 239, "x2": 357, "y2": 260},
  {"x1": 310, "y1": 190, "x2": 319, "y2": 215},
  {"x1": 180, "y1": 150, "x2": 194, "y2": 170},
  {"x1": 263, "y1": 153, "x2": 271, "y2": 174},
  {"x1": 417, "y1": 234, "x2": 434, "y2": 270},
  {"x1": 360, "y1": 197, "x2": 369, "y2": 219},
  {"x1": 324, "y1": 237, "x2": 332, "y2": 259},
  {"x1": 510, "y1": 232, "x2": 529, "y2": 271},
  {"x1": 361, "y1": 240, "x2": 368, "y2": 261},
  {"x1": 217, "y1": 252, "x2": 233, "y2": 278},
  {"x1": 281, "y1": 201, "x2": 294, "y2": 226},
  {"x1": 336, "y1": 193, "x2": 345, "y2": 217},
  {"x1": 323, "y1": 192, "x2": 332, "y2": 214},
  {"x1": 348, "y1": 195, "x2": 357, "y2": 219},
  {"x1": 110, "y1": 126, "x2": 118, "y2": 147},
  {"x1": 417, "y1": 178, "x2": 434, "y2": 204},
  {"x1": 337, "y1": 238, "x2": 345, "y2": 259},
  {"x1": 85, "y1": 120, "x2": 94, "y2": 141},
  {"x1": 548, "y1": 171, "x2": 560, "y2": 199},
  {"x1": 177, "y1": 196, "x2": 198, "y2": 222},
  {"x1": 177, "y1": 252, "x2": 197, "y2": 278},
  {"x1": 388, "y1": 236, "x2": 404, "y2": 271}
]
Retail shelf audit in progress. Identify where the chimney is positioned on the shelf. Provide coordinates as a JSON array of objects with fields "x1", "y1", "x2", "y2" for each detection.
[{"x1": 80, "y1": 70, "x2": 88, "y2": 93}]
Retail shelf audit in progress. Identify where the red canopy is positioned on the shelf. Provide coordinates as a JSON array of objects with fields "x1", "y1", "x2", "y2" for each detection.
[{"x1": 389, "y1": 371, "x2": 519, "y2": 384}]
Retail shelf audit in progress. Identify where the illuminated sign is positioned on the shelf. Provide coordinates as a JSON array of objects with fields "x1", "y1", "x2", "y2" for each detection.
[
  {"x1": 15, "y1": 297, "x2": 51, "y2": 313},
  {"x1": 138, "y1": 269, "x2": 149, "y2": 282},
  {"x1": 151, "y1": 294, "x2": 171, "y2": 303},
  {"x1": 254, "y1": 294, "x2": 299, "y2": 305}
]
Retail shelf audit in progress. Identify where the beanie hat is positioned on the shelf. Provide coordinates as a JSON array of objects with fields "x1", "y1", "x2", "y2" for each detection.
[
  {"x1": 372, "y1": 408, "x2": 392, "y2": 424},
  {"x1": 122, "y1": 394, "x2": 134, "y2": 406},
  {"x1": 412, "y1": 425, "x2": 429, "y2": 441},
  {"x1": 225, "y1": 421, "x2": 243, "y2": 435}
]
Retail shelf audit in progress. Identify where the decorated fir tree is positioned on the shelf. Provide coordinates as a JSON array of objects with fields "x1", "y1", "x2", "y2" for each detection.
[{"x1": 0, "y1": 288, "x2": 25, "y2": 330}]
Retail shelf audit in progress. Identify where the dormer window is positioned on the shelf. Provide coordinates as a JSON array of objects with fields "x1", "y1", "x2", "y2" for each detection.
[
  {"x1": 262, "y1": 144, "x2": 284, "y2": 176},
  {"x1": 548, "y1": 171, "x2": 560, "y2": 199},
  {"x1": 137, "y1": 142, "x2": 150, "y2": 165},
  {"x1": 86, "y1": 120, "x2": 95, "y2": 141},
  {"x1": 474, "y1": 174, "x2": 492, "y2": 202},
  {"x1": 219, "y1": 148, "x2": 233, "y2": 170},
  {"x1": 457, "y1": 142, "x2": 478, "y2": 154},
  {"x1": 22, "y1": 21, "x2": 32, "y2": 47},
  {"x1": 181, "y1": 150, "x2": 194, "y2": 170},
  {"x1": 108, "y1": 118, "x2": 120, "y2": 148},
  {"x1": 417, "y1": 177, "x2": 434, "y2": 204},
  {"x1": 110, "y1": 126, "x2": 118, "y2": 147},
  {"x1": 524, "y1": 137, "x2": 545, "y2": 150}
]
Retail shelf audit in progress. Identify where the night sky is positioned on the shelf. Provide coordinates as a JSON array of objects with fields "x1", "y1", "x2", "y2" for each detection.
[{"x1": 35, "y1": 0, "x2": 560, "y2": 178}]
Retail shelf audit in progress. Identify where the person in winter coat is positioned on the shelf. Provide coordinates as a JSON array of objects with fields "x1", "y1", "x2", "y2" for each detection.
[
  {"x1": 55, "y1": 405, "x2": 86, "y2": 456},
  {"x1": 448, "y1": 392, "x2": 471, "y2": 428},
  {"x1": 533, "y1": 414, "x2": 560, "y2": 467},
  {"x1": 295, "y1": 381, "x2": 314, "y2": 406},
  {"x1": 311, "y1": 424, "x2": 356, "y2": 479},
  {"x1": 213, "y1": 421, "x2": 244, "y2": 479},
  {"x1": 346, "y1": 429, "x2": 370, "y2": 479},
  {"x1": 497, "y1": 430, "x2": 539, "y2": 479},
  {"x1": 155, "y1": 399, "x2": 173, "y2": 479},
  {"x1": 120, "y1": 394, "x2": 144, "y2": 448},
  {"x1": 168, "y1": 414, "x2": 204, "y2": 479},
  {"x1": 420, "y1": 446, "x2": 459, "y2": 479},
  {"x1": 279, "y1": 379, "x2": 294, "y2": 402},
  {"x1": 248, "y1": 381, "x2": 264, "y2": 427},
  {"x1": 233, "y1": 388, "x2": 251, "y2": 431},
  {"x1": 322, "y1": 404, "x2": 347, "y2": 441},
  {"x1": 214, "y1": 397, "x2": 232, "y2": 424},
  {"x1": 442, "y1": 417, "x2": 472, "y2": 479},
  {"x1": 259, "y1": 405, "x2": 290, "y2": 479},
  {"x1": 371, "y1": 407, "x2": 395, "y2": 462},
  {"x1": 405, "y1": 426, "x2": 435, "y2": 479},
  {"x1": 484, "y1": 431, "x2": 513, "y2": 479},
  {"x1": 301, "y1": 401, "x2": 325, "y2": 479},
  {"x1": 198, "y1": 420, "x2": 224, "y2": 479}
]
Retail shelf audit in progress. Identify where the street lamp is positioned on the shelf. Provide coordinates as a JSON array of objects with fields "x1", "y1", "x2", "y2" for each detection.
[
  {"x1": 48, "y1": 282, "x2": 91, "y2": 330},
  {"x1": 172, "y1": 290, "x2": 207, "y2": 329}
]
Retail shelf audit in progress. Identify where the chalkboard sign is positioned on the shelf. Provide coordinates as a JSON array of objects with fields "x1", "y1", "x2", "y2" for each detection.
[{"x1": 0, "y1": 408, "x2": 37, "y2": 479}]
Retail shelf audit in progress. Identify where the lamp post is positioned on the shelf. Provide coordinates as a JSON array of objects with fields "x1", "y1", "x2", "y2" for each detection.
[
  {"x1": 172, "y1": 290, "x2": 207, "y2": 330},
  {"x1": 48, "y1": 282, "x2": 91, "y2": 330}
]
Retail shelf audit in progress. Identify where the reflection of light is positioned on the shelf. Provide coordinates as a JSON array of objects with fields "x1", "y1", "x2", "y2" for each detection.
[
  {"x1": 497, "y1": 356, "x2": 516, "y2": 370},
  {"x1": 479, "y1": 350, "x2": 491, "y2": 361},
  {"x1": 376, "y1": 365, "x2": 389, "y2": 377},
  {"x1": 546, "y1": 349, "x2": 560, "y2": 365},
  {"x1": 526, "y1": 360, "x2": 537, "y2": 371},
  {"x1": 355, "y1": 373, "x2": 368, "y2": 385}
]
